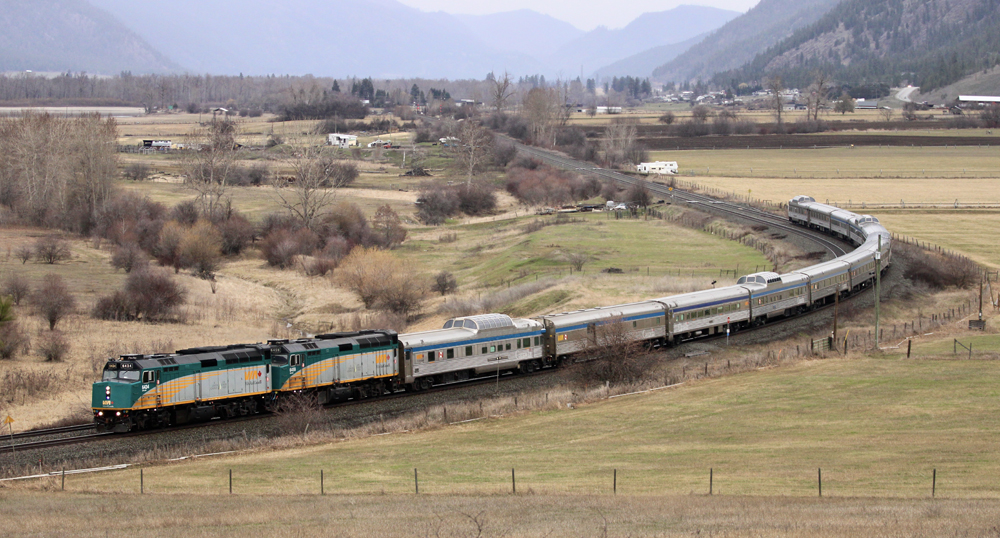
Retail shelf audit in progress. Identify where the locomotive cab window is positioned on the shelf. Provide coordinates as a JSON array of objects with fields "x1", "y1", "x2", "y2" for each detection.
[
  {"x1": 290, "y1": 355, "x2": 302, "y2": 367},
  {"x1": 142, "y1": 371, "x2": 157, "y2": 383}
]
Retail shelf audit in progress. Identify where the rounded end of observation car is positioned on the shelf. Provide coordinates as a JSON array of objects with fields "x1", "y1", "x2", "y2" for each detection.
[{"x1": 790, "y1": 195, "x2": 816, "y2": 204}]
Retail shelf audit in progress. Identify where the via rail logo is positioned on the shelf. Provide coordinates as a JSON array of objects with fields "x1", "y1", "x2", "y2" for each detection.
[{"x1": 244, "y1": 369, "x2": 264, "y2": 382}]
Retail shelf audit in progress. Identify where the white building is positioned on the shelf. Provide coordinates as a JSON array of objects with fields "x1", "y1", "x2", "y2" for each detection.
[
  {"x1": 636, "y1": 161, "x2": 678, "y2": 175},
  {"x1": 328, "y1": 133, "x2": 358, "y2": 148}
]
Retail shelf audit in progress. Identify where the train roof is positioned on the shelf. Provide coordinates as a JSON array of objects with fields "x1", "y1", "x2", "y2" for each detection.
[
  {"x1": 398, "y1": 316, "x2": 541, "y2": 347},
  {"x1": 538, "y1": 301, "x2": 663, "y2": 327},
  {"x1": 655, "y1": 285, "x2": 747, "y2": 309},
  {"x1": 790, "y1": 258, "x2": 850, "y2": 278},
  {"x1": 790, "y1": 195, "x2": 816, "y2": 204},
  {"x1": 108, "y1": 343, "x2": 268, "y2": 369}
]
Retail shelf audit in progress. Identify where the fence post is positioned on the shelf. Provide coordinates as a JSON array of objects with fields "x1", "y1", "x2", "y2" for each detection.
[
  {"x1": 932, "y1": 469, "x2": 936, "y2": 497},
  {"x1": 818, "y1": 468, "x2": 822, "y2": 497},
  {"x1": 907, "y1": 339, "x2": 912, "y2": 358},
  {"x1": 512, "y1": 468, "x2": 516, "y2": 494},
  {"x1": 141, "y1": 468, "x2": 144, "y2": 495},
  {"x1": 61, "y1": 467, "x2": 65, "y2": 491},
  {"x1": 709, "y1": 468, "x2": 713, "y2": 495},
  {"x1": 614, "y1": 469, "x2": 617, "y2": 495},
  {"x1": 321, "y1": 470, "x2": 324, "y2": 495},
  {"x1": 229, "y1": 469, "x2": 232, "y2": 494},
  {"x1": 414, "y1": 468, "x2": 419, "y2": 494}
]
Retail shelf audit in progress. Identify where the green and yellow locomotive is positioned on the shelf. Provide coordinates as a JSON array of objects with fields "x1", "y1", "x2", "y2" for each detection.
[{"x1": 93, "y1": 330, "x2": 398, "y2": 432}]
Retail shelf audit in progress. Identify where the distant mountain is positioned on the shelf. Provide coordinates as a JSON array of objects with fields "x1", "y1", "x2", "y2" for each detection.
[
  {"x1": 551, "y1": 5, "x2": 740, "y2": 77},
  {"x1": 652, "y1": 0, "x2": 842, "y2": 83},
  {"x1": 0, "y1": 0, "x2": 179, "y2": 75},
  {"x1": 715, "y1": 0, "x2": 1000, "y2": 92},
  {"x1": 594, "y1": 34, "x2": 707, "y2": 79},
  {"x1": 454, "y1": 10, "x2": 584, "y2": 59},
  {"x1": 87, "y1": 0, "x2": 546, "y2": 79}
]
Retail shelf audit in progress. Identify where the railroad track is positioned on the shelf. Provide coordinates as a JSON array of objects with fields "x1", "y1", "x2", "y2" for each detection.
[
  {"x1": 511, "y1": 141, "x2": 850, "y2": 259},
  {"x1": 0, "y1": 424, "x2": 106, "y2": 452},
  {"x1": 2, "y1": 368, "x2": 545, "y2": 454}
]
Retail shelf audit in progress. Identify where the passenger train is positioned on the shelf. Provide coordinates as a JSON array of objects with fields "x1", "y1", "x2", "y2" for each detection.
[{"x1": 93, "y1": 196, "x2": 890, "y2": 432}]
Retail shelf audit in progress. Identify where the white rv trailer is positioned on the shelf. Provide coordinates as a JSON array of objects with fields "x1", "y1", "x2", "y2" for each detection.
[{"x1": 636, "y1": 161, "x2": 678, "y2": 175}]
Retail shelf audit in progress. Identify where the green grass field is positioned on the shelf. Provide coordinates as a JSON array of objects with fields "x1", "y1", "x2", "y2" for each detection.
[{"x1": 59, "y1": 356, "x2": 1000, "y2": 498}]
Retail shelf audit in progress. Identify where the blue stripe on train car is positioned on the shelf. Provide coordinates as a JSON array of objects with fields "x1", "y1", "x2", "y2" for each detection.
[
  {"x1": 409, "y1": 331, "x2": 544, "y2": 353},
  {"x1": 556, "y1": 311, "x2": 664, "y2": 333}
]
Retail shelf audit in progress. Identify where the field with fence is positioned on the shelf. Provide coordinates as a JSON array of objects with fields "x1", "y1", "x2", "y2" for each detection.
[{"x1": 44, "y1": 354, "x2": 1000, "y2": 500}]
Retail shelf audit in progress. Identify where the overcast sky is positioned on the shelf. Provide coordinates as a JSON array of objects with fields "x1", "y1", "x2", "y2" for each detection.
[{"x1": 396, "y1": 0, "x2": 758, "y2": 30}]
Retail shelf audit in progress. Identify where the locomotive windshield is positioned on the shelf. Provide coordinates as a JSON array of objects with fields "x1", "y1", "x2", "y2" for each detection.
[{"x1": 102, "y1": 361, "x2": 141, "y2": 381}]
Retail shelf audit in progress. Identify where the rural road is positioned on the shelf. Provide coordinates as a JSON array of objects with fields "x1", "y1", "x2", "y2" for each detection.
[{"x1": 895, "y1": 85, "x2": 919, "y2": 102}]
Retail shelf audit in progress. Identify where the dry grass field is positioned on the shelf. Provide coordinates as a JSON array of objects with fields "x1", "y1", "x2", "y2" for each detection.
[{"x1": 2, "y1": 491, "x2": 998, "y2": 537}]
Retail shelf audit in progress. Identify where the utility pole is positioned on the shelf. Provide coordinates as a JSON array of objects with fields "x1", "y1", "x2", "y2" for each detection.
[{"x1": 874, "y1": 235, "x2": 882, "y2": 350}]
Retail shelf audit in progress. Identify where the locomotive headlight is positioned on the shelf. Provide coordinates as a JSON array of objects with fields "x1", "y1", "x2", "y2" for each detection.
[
  {"x1": 115, "y1": 411, "x2": 121, "y2": 416},
  {"x1": 97, "y1": 411, "x2": 103, "y2": 416}
]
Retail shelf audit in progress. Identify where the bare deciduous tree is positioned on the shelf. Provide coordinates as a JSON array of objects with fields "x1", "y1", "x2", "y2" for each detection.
[
  {"x1": 766, "y1": 76, "x2": 785, "y2": 129},
  {"x1": 34, "y1": 237, "x2": 71, "y2": 264},
  {"x1": 2, "y1": 273, "x2": 29, "y2": 305},
  {"x1": 601, "y1": 120, "x2": 644, "y2": 168},
  {"x1": 581, "y1": 315, "x2": 649, "y2": 385},
  {"x1": 490, "y1": 71, "x2": 515, "y2": 117},
  {"x1": 34, "y1": 273, "x2": 75, "y2": 330},
  {"x1": 521, "y1": 87, "x2": 564, "y2": 145},
  {"x1": 178, "y1": 220, "x2": 222, "y2": 279},
  {"x1": 183, "y1": 118, "x2": 240, "y2": 221},
  {"x1": 567, "y1": 252, "x2": 588, "y2": 271},
  {"x1": 338, "y1": 247, "x2": 423, "y2": 316},
  {"x1": 14, "y1": 244, "x2": 31, "y2": 264},
  {"x1": 271, "y1": 147, "x2": 350, "y2": 231},
  {"x1": 432, "y1": 271, "x2": 458, "y2": 295},
  {"x1": 456, "y1": 122, "x2": 495, "y2": 185},
  {"x1": 878, "y1": 106, "x2": 894, "y2": 122},
  {"x1": 806, "y1": 71, "x2": 831, "y2": 121}
]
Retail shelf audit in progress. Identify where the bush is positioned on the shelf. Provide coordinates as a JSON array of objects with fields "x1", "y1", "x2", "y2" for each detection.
[
  {"x1": 94, "y1": 192, "x2": 166, "y2": 251},
  {"x1": 15, "y1": 244, "x2": 32, "y2": 264},
  {"x1": 216, "y1": 212, "x2": 254, "y2": 256},
  {"x1": 260, "y1": 227, "x2": 319, "y2": 268},
  {"x1": 457, "y1": 182, "x2": 497, "y2": 216},
  {"x1": 0, "y1": 320, "x2": 27, "y2": 360},
  {"x1": 506, "y1": 165, "x2": 597, "y2": 206},
  {"x1": 179, "y1": 220, "x2": 223, "y2": 278},
  {"x1": 2, "y1": 273, "x2": 30, "y2": 305},
  {"x1": 673, "y1": 121, "x2": 711, "y2": 137},
  {"x1": 416, "y1": 184, "x2": 460, "y2": 225},
  {"x1": 111, "y1": 242, "x2": 148, "y2": 273},
  {"x1": 93, "y1": 268, "x2": 186, "y2": 321},
  {"x1": 34, "y1": 274, "x2": 75, "y2": 330},
  {"x1": 432, "y1": 271, "x2": 458, "y2": 295},
  {"x1": 326, "y1": 162, "x2": 359, "y2": 187},
  {"x1": 122, "y1": 162, "x2": 151, "y2": 181},
  {"x1": 170, "y1": 200, "x2": 200, "y2": 225},
  {"x1": 303, "y1": 256, "x2": 338, "y2": 277},
  {"x1": 579, "y1": 316, "x2": 651, "y2": 385},
  {"x1": 155, "y1": 221, "x2": 186, "y2": 272},
  {"x1": 338, "y1": 247, "x2": 423, "y2": 316},
  {"x1": 493, "y1": 139, "x2": 517, "y2": 167},
  {"x1": 370, "y1": 205, "x2": 407, "y2": 249},
  {"x1": 34, "y1": 237, "x2": 71, "y2": 264},
  {"x1": 318, "y1": 202, "x2": 371, "y2": 246},
  {"x1": 229, "y1": 164, "x2": 271, "y2": 186},
  {"x1": 658, "y1": 112, "x2": 675, "y2": 124},
  {"x1": 37, "y1": 331, "x2": 68, "y2": 362}
]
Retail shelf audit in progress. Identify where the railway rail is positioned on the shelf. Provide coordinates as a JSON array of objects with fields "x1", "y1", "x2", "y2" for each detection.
[{"x1": 511, "y1": 141, "x2": 850, "y2": 259}]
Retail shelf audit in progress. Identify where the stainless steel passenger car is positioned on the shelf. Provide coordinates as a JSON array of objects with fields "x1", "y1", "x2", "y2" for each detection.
[
  {"x1": 539, "y1": 302, "x2": 667, "y2": 357},
  {"x1": 738, "y1": 271, "x2": 809, "y2": 321},
  {"x1": 398, "y1": 314, "x2": 545, "y2": 390},
  {"x1": 658, "y1": 286, "x2": 749, "y2": 340}
]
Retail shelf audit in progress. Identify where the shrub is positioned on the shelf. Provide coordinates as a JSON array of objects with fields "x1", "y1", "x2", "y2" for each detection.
[
  {"x1": 170, "y1": 200, "x2": 200, "y2": 225},
  {"x1": 493, "y1": 139, "x2": 517, "y2": 167},
  {"x1": 216, "y1": 212, "x2": 254, "y2": 256},
  {"x1": 456, "y1": 182, "x2": 497, "y2": 216},
  {"x1": 321, "y1": 236, "x2": 352, "y2": 262},
  {"x1": 579, "y1": 316, "x2": 651, "y2": 385},
  {"x1": 432, "y1": 271, "x2": 458, "y2": 295},
  {"x1": 93, "y1": 268, "x2": 186, "y2": 321},
  {"x1": 338, "y1": 247, "x2": 423, "y2": 316},
  {"x1": 2, "y1": 273, "x2": 30, "y2": 305},
  {"x1": 155, "y1": 221, "x2": 186, "y2": 272},
  {"x1": 34, "y1": 274, "x2": 75, "y2": 330},
  {"x1": 0, "y1": 320, "x2": 27, "y2": 360},
  {"x1": 179, "y1": 220, "x2": 222, "y2": 278},
  {"x1": 371, "y1": 205, "x2": 407, "y2": 249},
  {"x1": 320, "y1": 202, "x2": 371, "y2": 246},
  {"x1": 416, "y1": 184, "x2": 460, "y2": 225},
  {"x1": 15, "y1": 244, "x2": 32, "y2": 264},
  {"x1": 37, "y1": 331, "x2": 68, "y2": 362},
  {"x1": 230, "y1": 164, "x2": 271, "y2": 186},
  {"x1": 303, "y1": 256, "x2": 338, "y2": 277},
  {"x1": 34, "y1": 237, "x2": 71, "y2": 264},
  {"x1": 94, "y1": 192, "x2": 166, "y2": 251},
  {"x1": 122, "y1": 163, "x2": 151, "y2": 181},
  {"x1": 600, "y1": 181, "x2": 621, "y2": 202},
  {"x1": 658, "y1": 112, "x2": 675, "y2": 124},
  {"x1": 260, "y1": 227, "x2": 319, "y2": 268},
  {"x1": 111, "y1": 242, "x2": 148, "y2": 273},
  {"x1": 505, "y1": 165, "x2": 596, "y2": 206}
]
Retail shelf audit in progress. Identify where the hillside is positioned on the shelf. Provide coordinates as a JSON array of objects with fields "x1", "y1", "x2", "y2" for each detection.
[
  {"x1": 454, "y1": 10, "x2": 584, "y2": 59},
  {"x1": 594, "y1": 34, "x2": 707, "y2": 79},
  {"x1": 912, "y1": 64, "x2": 1000, "y2": 103},
  {"x1": 651, "y1": 0, "x2": 842, "y2": 83},
  {"x1": 717, "y1": 0, "x2": 1000, "y2": 91},
  {"x1": 88, "y1": 0, "x2": 543, "y2": 79},
  {"x1": 0, "y1": 0, "x2": 179, "y2": 75},
  {"x1": 550, "y1": 5, "x2": 740, "y2": 76}
]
